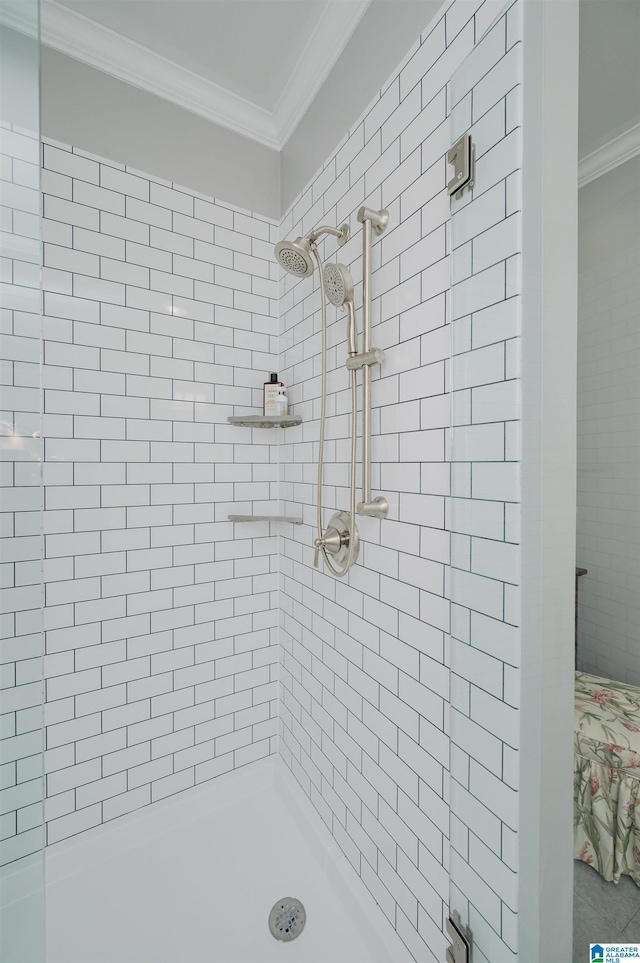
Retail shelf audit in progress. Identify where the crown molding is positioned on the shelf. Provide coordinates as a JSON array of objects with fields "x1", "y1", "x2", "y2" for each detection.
[
  {"x1": 578, "y1": 123, "x2": 640, "y2": 188},
  {"x1": 40, "y1": 0, "x2": 278, "y2": 149},
  {"x1": 29, "y1": 0, "x2": 370, "y2": 153},
  {"x1": 0, "y1": 1, "x2": 39, "y2": 38},
  {"x1": 273, "y1": 0, "x2": 371, "y2": 147}
]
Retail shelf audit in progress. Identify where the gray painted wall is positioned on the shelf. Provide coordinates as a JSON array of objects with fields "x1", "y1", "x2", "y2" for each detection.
[
  {"x1": 280, "y1": 0, "x2": 442, "y2": 212},
  {"x1": 41, "y1": 47, "x2": 281, "y2": 219}
]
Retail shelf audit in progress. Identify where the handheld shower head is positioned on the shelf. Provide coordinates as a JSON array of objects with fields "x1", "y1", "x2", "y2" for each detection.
[
  {"x1": 325, "y1": 263, "x2": 358, "y2": 357},
  {"x1": 274, "y1": 237, "x2": 315, "y2": 278},
  {"x1": 324, "y1": 263, "x2": 354, "y2": 308}
]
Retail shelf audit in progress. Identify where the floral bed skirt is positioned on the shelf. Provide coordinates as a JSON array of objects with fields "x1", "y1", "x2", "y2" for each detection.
[{"x1": 574, "y1": 671, "x2": 640, "y2": 886}]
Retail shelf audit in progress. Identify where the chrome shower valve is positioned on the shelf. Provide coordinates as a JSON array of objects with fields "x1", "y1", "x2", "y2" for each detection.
[{"x1": 313, "y1": 511, "x2": 360, "y2": 569}]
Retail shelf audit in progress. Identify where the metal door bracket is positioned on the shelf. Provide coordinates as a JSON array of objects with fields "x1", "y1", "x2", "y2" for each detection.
[
  {"x1": 447, "y1": 134, "x2": 475, "y2": 198},
  {"x1": 445, "y1": 910, "x2": 472, "y2": 963}
]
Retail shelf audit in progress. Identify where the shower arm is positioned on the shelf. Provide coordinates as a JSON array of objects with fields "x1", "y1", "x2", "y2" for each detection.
[
  {"x1": 355, "y1": 206, "x2": 390, "y2": 520},
  {"x1": 308, "y1": 224, "x2": 349, "y2": 246}
]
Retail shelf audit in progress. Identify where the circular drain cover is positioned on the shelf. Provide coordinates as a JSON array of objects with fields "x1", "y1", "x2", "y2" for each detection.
[{"x1": 268, "y1": 897, "x2": 306, "y2": 942}]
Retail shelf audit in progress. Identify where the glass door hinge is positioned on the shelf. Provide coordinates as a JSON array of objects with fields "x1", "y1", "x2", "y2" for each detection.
[
  {"x1": 446, "y1": 910, "x2": 472, "y2": 963},
  {"x1": 447, "y1": 134, "x2": 476, "y2": 198}
]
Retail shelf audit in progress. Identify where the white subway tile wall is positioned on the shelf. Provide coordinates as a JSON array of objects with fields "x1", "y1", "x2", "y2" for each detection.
[
  {"x1": 41, "y1": 141, "x2": 280, "y2": 845},
  {"x1": 277, "y1": 2, "x2": 515, "y2": 962},
  {"x1": 0, "y1": 121, "x2": 45, "y2": 868},
  {"x1": 577, "y1": 158, "x2": 640, "y2": 686},
  {"x1": 449, "y1": 3, "x2": 521, "y2": 962}
]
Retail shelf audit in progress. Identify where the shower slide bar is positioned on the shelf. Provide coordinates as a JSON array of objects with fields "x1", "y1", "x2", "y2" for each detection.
[{"x1": 355, "y1": 206, "x2": 389, "y2": 520}]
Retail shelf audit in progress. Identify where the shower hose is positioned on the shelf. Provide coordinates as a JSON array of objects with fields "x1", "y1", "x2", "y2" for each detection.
[{"x1": 312, "y1": 247, "x2": 358, "y2": 577}]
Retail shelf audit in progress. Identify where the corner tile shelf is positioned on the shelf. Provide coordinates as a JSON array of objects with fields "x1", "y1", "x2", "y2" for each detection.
[
  {"x1": 228, "y1": 515, "x2": 303, "y2": 525},
  {"x1": 227, "y1": 414, "x2": 302, "y2": 429},
  {"x1": 227, "y1": 414, "x2": 303, "y2": 524}
]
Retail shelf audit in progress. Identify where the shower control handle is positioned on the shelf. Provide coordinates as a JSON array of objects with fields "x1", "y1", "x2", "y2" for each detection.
[
  {"x1": 313, "y1": 511, "x2": 359, "y2": 570},
  {"x1": 313, "y1": 528, "x2": 345, "y2": 568}
]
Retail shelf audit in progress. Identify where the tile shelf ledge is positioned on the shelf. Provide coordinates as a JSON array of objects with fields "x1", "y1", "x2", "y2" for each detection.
[
  {"x1": 228, "y1": 515, "x2": 303, "y2": 525},
  {"x1": 227, "y1": 415, "x2": 302, "y2": 429}
]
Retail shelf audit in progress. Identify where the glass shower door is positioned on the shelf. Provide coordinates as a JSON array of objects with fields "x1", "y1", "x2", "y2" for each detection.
[
  {"x1": 447, "y1": 9, "x2": 525, "y2": 961},
  {"x1": 447, "y1": 1, "x2": 578, "y2": 961},
  {"x1": 0, "y1": 2, "x2": 44, "y2": 960}
]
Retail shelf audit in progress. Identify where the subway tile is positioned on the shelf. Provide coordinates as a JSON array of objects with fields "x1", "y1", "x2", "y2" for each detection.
[
  {"x1": 472, "y1": 43, "x2": 521, "y2": 124},
  {"x1": 400, "y1": 18, "x2": 446, "y2": 100},
  {"x1": 47, "y1": 804, "x2": 102, "y2": 845},
  {"x1": 73, "y1": 181, "x2": 125, "y2": 216},
  {"x1": 473, "y1": 212, "x2": 520, "y2": 275},
  {"x1": 103, "y1": 785, "x2": 151, "y2": 822},
  {"x1": 472, "y1": 378, "x2": 518, "y2": 425},
  {"x1": 44, "y1": 146, "x2": 99, "y2": 184},
  {"x1": 474, "y1": 128, "x2": 520, "y2": 196},
  {"x1": 44, "y1": 244, "x2": 99, "y2": 278},
  {"x1": 73, "y1": 227, "x2": 125, "y2": 259},
  {"x1": 452, "y1": 14, "x2": 506, "y2": 106},
  {"x1": 451, "y1": 181, "x2": 506, "y2": 250},
  {"x1": 400, "y1": 158, "x2": 445, "y2": 220},
  {"x1": 44, "y1": 195, "x2": 99, "y2": 231},
  {"x1": 100, "y1": 166, "x2": 149, "y2": 201},
  {"x1": 101, "y1": 211, "x2": 149, "y2": 245}
]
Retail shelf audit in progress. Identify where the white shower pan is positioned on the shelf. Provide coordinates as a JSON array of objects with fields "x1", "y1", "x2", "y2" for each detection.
[{"x1": 46, "y1": 757, "x2": 410, "y2": 963}]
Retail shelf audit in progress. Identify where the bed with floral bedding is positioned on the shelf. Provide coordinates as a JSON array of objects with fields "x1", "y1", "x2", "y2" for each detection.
[{"x1": 575, "y1": 671, "x2": 640, "y2": 886}]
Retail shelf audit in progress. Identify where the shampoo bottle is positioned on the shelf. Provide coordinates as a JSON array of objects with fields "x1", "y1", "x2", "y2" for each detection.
[
  {"x1": 273, "y1": 388, "x2": 288, "y2": 417},
  {"x1": 262, "y1": 371, "x2": 284, "y2": 415},
  {"x1": 264, "y1": 373, "x2": 284, "y2": 415}
]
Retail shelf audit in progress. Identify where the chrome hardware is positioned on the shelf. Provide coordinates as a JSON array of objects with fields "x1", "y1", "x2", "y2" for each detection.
[
  {"x1": 313, "y1": 510, "x2": 359, "y2": 569},
  {"x1": 268, "y1": 897, "x2": 306, "y2": 942},
  {"x1": 345, "y1": 348, "x2": 384, "y2": 370},
  {"x1": 356, "y1": 208, "x2": 390, "y2": 520},
  {"x1": 445, "y1": 911, "x2": 472, "y2": 963},
  {"x1": 273, "y1": 210, "x2": 390, "y2": 578},
  {"x1": 308, "y1": 223, "x2": 350, "y2": 245},
  {"x1": 447, "y1": 134, "x2": 475, "y2": 197},
  {"x1": 357, "y1": 206, "x2": 389, "y2": 235},
  {"x1": 357, "y1": 495, "x2": 389, "y2": 519}
]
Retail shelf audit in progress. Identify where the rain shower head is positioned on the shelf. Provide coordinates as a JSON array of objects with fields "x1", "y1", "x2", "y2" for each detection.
[
  {"x1": 324, "y1": 263, "x2": 354, "y2": 308},
  {"x1": 274, "y1": 237, "x2": 315, "y2": 278}
]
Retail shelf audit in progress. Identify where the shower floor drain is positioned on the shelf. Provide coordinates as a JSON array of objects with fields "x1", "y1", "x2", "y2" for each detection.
[{"x1": 268, "y1": 897, "x2": 306, "y2": 942}]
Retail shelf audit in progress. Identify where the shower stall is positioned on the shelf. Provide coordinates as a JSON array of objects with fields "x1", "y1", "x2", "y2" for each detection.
[{"x1": 0, "y1": 0, "x2": 580, "y2": 960}]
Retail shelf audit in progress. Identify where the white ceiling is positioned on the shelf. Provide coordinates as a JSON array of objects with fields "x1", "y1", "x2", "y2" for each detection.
[
  {"x1": 53, "y1": 0, "x2": 327, "y2": 111},
  {"x1": 38, "y1": 0, "x2": 371, "y2": 149}
]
